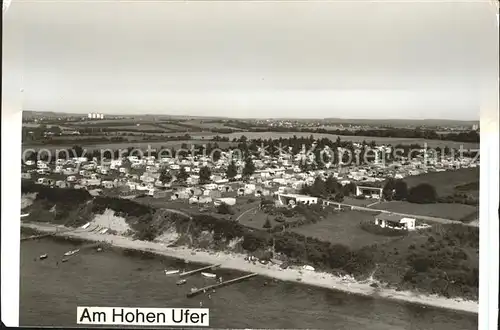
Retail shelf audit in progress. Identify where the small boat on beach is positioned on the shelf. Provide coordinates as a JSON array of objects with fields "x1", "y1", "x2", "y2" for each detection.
[
  {"x1": 190, "y1": 287, "x2": 198, "y2": 293},
  {"x1": 176, "y1": 279, "x2": 187, "y2": 286},
  {"x1": 201, "y1": 272, "x2": 217, "y2": 279},
  {"x1": 61, "y1": 258, "x2": 69, "y2": 263},
  {"x1": 39, "y1": 254, "x2": 48, "y2": 260},
  {"x1": 21, "y1": 213, "x2": 30, "y2": 218},
  {"x1": 164, "y1": 269, "x2": 180, "y2": 275},
  {"x1": 64, "y1": 249, "x2": 80, "y2": 257},
  {"x1": 302, "y1": 265, "x2": 315, "y2": 271}
]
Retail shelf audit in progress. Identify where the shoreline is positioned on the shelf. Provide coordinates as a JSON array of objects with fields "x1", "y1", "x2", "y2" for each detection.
[{"x1": 21, "y1": 222, "x2": 478, "y2": 314}]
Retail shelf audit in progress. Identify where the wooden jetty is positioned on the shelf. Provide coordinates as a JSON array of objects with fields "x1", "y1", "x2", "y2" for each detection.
[
  {"x1": 180, "y1": 264, "x2": 221, "y2": 278},
  {"x1": 187, "y1": 273, "x2": 258, "y2": 298},
  {"x1": 21, "y1": 233, "x2": 56, "y2": 241}
]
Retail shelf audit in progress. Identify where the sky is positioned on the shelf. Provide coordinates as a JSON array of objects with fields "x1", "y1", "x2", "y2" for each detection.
[{"x1": 3, "y1": 0, "x2": 499, "y2": 119}]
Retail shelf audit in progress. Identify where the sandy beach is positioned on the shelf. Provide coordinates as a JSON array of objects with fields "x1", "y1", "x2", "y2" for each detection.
[{"x1": 21, "y1": 222, "x2": 478, "y2": 314}]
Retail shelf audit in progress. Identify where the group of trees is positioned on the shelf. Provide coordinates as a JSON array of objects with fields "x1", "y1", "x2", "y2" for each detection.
[
  {"x1": 382, "y1": 178, "x2": 438, "y2": 204},
  {"x1": 382, "y1": 178, "x2": 409, "y2": 201},
  {"x1": 301, "y1": 176, "x2": 356, "y2": 202},
  {"x1": 226, "y1": 161, "x2": 238, "y2": 180},
  {"x1": 242, "y1": 157, "x2": 256, "y2": 178}
]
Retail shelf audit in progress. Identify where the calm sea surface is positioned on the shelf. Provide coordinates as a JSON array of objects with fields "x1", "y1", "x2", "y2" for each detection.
[{"x1": 20, "y1": 238, "x2": 478, "y2": 329}]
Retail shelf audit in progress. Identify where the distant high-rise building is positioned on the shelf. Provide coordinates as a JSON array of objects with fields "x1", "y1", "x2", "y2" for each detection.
[{"x1": 88, "y1": 112, "x2": 104, "y2": 119}]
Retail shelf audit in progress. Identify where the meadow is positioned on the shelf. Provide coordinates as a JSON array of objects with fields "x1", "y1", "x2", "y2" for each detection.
[
  {"x1": 290, "y1": 210, "x2": 396, "y2": 249},
  {"x1": 235, "y1": 204, "x2": 294, "y2": 230},
  {"x1": 371, "y1": 201, "x2": 478, "y2": 221},
  {"x1": 403, "y1": 167, "x2": 479, "y2": 197}
]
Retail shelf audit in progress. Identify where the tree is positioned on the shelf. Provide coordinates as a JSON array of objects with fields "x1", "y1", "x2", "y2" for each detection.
[
  {"x1": 342, "y1": 182, "x2": 356, "y2": 196},
  {"x1": 325, "y1": 175, "x2": 341, "y2": 195},
  {"x1": 407, "y1": 183, "x2": 437, "y2": 204},
  {"x1": 310, "y1": 177, "x2": 327, "y2": 198},
  {"x1": 263, "y1": 217, "x2": 272, "y2": 229},
  {"x1": 226, "y1": 161, "x2": 237, "y2": 180},
  {"x1": 159, "y1": 169, "x2": 172, "y2": 184},
  {"x1": 73, "y1": 145, "x2": 84, "y2": 157},
  {"x1": 383, "y1": 179, "x2": 408, "y2": 201},
  {"x1": 199, "y1": 166, "x2": 211, "y2": 184},
  {"x1": 217, "y1": 203, "x2": 233, "y2": 215},
  {"x1": 176, "y1": 167, "x2": 189, "y2": 183},
  {"x1": 242, "y1": 157, "x2": 255, "y2": 178},
  {"x1": 382, "y1": 178, "x2": 396, "y2": 201},
  {"x1": 299, "y1": 159, "x2": 312, "y2": 172},
  {"x1": 333, "y1": 192, "x2": 344, "y2": 202},
  {"x1": 394, "y1": 180, "x2": 408, "y2": 200}
]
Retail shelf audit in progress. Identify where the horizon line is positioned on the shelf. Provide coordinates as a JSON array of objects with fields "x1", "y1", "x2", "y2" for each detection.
[{"x1": 21, "y1": 110, "x2": 479, "y2": 123}]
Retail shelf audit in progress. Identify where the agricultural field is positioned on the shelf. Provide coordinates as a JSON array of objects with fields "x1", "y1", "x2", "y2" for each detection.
[
  {"x1": 112, "y1": 124, "x2": 168, "y2": 131},
  {"x1": 371, "y1": 201, "x2": 478, "y2": 221},
  {"x1": 403, "y1": 167, "x2": 479, "y2": 197},
  {"x1": 290, "y1": 210, "x2": 396, "y2": 249},
  {"x1": 182, "y1": 119, "x2": 244, "y2": 131},
  {"x1": 198, "y1": 131, "x2": 479, "y2": 150}
]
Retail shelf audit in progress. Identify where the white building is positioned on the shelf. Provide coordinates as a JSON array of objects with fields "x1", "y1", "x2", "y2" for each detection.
[
  {"x1": 374, "y1": 213, "x2": 416, "y2": 231},
  {"x1": 276, "y1": 193, "x2": 318, "y2": 207},
  {"x1": 88, "y1": 112, "x2": 104, "y2": 119},
  {"x1": 356, "y1": 185, "x2": 383, "y2": 199}
]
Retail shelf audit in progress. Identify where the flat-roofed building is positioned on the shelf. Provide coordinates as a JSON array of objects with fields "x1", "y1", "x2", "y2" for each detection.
[
  {"x1": 277, "y1": 193, "x2": 318, "y2": 207},
  {"x1": 374, "y1": 213, "x2": 416, "y2": 231}
]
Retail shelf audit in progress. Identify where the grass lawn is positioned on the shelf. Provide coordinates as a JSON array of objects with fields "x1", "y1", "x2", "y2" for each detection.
[
  {"x1": 371, "y1": 201, "x2": 478, "y2": 221},
  {"x1": 290, "y1": 210, "x2": 397, "y2": 250},
  {"x1": 236, "y1": 207, "x2": 303, "y2": 230},
  {"x1": 403, "y1": 167, "x2": 479, "y2": 197}
]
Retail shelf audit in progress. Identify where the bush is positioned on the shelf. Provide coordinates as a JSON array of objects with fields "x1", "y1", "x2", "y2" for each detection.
[
  {"x1": 411, "y1": 258, "x2": 431, "y2": 272},
  {"x1": 217, "y1": 203, "x2": 233, "y2": 215}
]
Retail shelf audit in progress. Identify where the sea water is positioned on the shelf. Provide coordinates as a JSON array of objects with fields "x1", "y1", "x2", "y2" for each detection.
[{"x1": 20, "y1": 238, "x2": 477, "y2": 329}]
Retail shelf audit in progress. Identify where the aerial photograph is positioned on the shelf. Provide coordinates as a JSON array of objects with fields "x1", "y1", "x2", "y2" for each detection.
[{"x1": 5, "y1": 0, "x2": 497, "y2": 329}]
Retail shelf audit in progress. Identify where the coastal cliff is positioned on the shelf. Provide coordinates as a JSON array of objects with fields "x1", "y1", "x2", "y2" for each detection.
[{"x1": 21, "y1": 181, "x2": 479, "y2": 307}]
